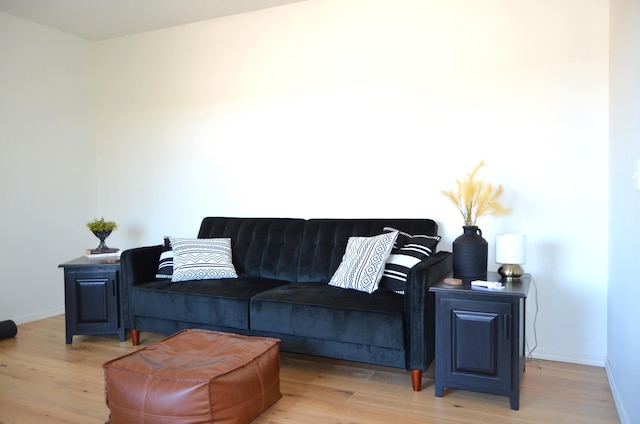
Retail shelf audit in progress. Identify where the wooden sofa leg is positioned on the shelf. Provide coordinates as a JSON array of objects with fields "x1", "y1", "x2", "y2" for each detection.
[
  {"x1": 131, "y1": 329, "x2": 140, "y2": 346},
  {"x1": 411, "y1": 370, "x2": 422, "y2": 391}
]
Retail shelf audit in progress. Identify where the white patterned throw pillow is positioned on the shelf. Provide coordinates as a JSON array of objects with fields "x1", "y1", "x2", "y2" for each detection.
[
  {"x1": 329, "y1": 230, "x2": 399, "y2": 294},
  {"x1": 170, "y1": 237, "x2": 238, "y2": 283}
]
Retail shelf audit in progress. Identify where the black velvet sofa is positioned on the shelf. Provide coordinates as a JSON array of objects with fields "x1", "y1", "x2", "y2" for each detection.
[{"x1": 120, "y1": 217, "x2": 452, "y2": 390}]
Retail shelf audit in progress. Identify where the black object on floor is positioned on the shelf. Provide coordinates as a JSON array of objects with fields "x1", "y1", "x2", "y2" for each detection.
[{"x1": 0, "y1": 319, "x2": 17, "y2": 340}]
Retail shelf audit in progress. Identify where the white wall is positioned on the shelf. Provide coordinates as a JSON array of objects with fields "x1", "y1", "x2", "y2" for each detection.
[
  {"x1": 94, "y1": 0, "x2": 609, "y2": 366},
  {"x1": 0, "y1": 12, "x2": 97, "y2": 323},
  {"x1": 608, "y1": 0, "x2": 640, "y2": 422}
]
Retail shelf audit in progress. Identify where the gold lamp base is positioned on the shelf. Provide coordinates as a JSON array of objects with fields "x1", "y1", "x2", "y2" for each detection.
[{"x1": 498, "y1": 264, "x2": 524, "y2": 280}]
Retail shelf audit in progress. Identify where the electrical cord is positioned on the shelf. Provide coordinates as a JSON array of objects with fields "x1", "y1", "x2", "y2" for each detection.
[{"x1": 525, "y1": 276, "x2": 542, "y2": 369}]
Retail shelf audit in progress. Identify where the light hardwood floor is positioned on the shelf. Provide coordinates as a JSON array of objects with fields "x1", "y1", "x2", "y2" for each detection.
[{"x1": 0, "y1": 315, "x2": 619, "y2": 423}]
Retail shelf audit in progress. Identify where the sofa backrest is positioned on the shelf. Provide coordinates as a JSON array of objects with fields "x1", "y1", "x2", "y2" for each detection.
[
  {"x1": 296, "y1": 219, "x2": 438, "y2": 283},
  {"x1": 198, "y1": 217, "x2": 306, "y2": 282},
  {"x1": 198, "y1": 217, "x2": 438, "y2": 284}
]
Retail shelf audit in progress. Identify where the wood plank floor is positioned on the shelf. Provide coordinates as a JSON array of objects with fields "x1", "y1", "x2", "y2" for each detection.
[{"x1": 0, "y1": 315, "x2": 619, "y2": 423}]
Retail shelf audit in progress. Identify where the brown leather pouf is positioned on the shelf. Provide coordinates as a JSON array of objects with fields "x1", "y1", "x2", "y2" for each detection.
[{"x1": 103, "y1": 329, "x2": 281, "y2": 424}]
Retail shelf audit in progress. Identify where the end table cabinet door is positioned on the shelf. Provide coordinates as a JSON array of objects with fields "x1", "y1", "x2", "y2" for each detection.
[
  {"x1": 438, "y1": 298, "x2": 512, "y2": 393},
  {"x1": 64, "y1": 269, "x2": 119, "y2": 343}
]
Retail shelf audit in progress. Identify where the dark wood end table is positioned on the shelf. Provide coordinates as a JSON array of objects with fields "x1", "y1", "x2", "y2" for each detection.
[
  {"x1": 430, "y1": 272, "x2": 530, "y2": 410},
  {"x1": 59, "y1": 256, "x2": 125, "y2": 344}
]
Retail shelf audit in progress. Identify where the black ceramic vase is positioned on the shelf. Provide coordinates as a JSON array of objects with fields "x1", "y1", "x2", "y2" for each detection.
[
  {"x1": 92, "y1": 230, "x2": 112, "y2": 251},
  {"x1": 453, "y1": 226, "x2": 488, "y2": 281}
]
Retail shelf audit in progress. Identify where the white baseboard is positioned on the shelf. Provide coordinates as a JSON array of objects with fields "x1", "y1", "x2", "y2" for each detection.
[
  {"x1": 530, "y1": 350, "x2": 606, "y2": 367},
  {"x1": 12, "y1": 307, "x2": 65, "y2": 325},
  {"x1": 605, "y1": 359, "x2": 627, "y2": 424}
]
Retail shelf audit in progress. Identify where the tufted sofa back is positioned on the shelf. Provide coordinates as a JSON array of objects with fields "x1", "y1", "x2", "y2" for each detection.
[
  {"x1": 198, "y1": 218, "x2": 305, "y2": 282},
  {"x1": 198, "y1": 217, "x2": 438, "y2": 283}
]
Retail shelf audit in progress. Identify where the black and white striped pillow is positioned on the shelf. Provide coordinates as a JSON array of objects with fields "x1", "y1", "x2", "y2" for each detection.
[
  {"x1": 156, "y1": 237, "x2": 173, "y2": 279},
  {"x1": 378, "y1": 227, "x2": 441, "y2": 294}
]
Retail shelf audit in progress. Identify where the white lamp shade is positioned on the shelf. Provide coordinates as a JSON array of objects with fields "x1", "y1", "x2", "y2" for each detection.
[{"x1": 496, "y1": 234, "x2": 526, "y2": 265}]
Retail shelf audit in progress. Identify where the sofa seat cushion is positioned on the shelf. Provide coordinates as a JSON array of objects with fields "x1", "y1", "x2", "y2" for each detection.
[
  {"x1": 131, "y1": 278, "x2": 288, "y2": 330},
  {"x1": 250, "y1": 283, "x2": 405, "y2": 349}
]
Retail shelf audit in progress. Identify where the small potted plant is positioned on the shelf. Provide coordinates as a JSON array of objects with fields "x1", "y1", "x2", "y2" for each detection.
[{"x1": 87, "y1": 217, "x2": 118, "y2": 252}]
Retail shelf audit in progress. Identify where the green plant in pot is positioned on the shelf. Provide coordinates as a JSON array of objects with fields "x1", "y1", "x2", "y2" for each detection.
[{"x1": 87, "y1": 217, "x2": 118, "y2": 252}]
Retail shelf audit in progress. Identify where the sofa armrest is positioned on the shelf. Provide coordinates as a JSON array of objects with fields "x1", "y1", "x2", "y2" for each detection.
[
  {"x1": 120, "y1": 245, "x2": 162, "y2": 329},
  {"x1": 404, "y1": 250, "x2": 452, "y2": 372}
]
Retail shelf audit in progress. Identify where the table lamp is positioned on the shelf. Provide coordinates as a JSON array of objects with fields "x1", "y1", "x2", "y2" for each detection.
[{"x1": 496, "y1": 233, "x2": 526, "y2": 280}]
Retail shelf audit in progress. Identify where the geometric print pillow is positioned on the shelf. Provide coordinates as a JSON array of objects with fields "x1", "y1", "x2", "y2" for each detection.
[
  {"x1": 169, "y1": 237, "x2": 238, "y2": 283},
  {"x1": 328, "y1": 230, "x2": 399, "y2": 294},
  {"x1": 378, "y1": 227, "x2": 441, "y2": 294},
  {"x1": 155, "y1": 236, "x2": 174, "y2": 279}
]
